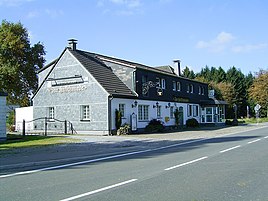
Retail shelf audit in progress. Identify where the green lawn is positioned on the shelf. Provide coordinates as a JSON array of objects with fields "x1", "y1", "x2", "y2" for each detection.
[
  {"x1": 0, "y1": 134, "x2": 80, "y2": 151},
  {"x1": 238, "y1": 117, "x2": 268, "y2": 124}
]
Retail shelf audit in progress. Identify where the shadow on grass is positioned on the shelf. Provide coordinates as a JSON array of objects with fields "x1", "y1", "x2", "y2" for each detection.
[{"x1": 0, "y1": 134, "x2": 74, "y2": 151}]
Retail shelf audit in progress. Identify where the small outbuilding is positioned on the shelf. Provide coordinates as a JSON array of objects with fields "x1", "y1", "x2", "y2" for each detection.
[{"x1": 0, "y1": 92, "x2": 8, "y2": 141}]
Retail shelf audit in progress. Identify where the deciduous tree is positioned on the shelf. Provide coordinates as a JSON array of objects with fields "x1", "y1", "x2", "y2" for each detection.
[
  {"x1": 0, "y1": 20, "x2": 45, "y2": 106},
  {"x1": 249, "y1": 70, "x2": 268, "y2": 117}
]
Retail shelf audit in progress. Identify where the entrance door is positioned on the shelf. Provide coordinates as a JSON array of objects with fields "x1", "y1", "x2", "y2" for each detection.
[{"x1": 178, "y1": 106, "x2": 184, "y2": 126}]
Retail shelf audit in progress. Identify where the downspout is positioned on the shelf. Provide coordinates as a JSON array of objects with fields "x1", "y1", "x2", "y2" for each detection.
[{"x1": 108, "y1": 95, "x2": 113, "y2": 135}]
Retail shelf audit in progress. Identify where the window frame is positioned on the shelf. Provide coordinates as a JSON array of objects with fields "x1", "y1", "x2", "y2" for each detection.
[
  {"x1": 81, "y1": 105, "x2": 90, "y2": 121},
  {"x1": 119, "y1": 103, "x2": 125, "y2": 118},
  {"x1": 177, "y1": 82, "x2": 181, "y2": 91},
  {"x1": 48, "y1": 107, "x2": 55, "y2": 120},
  {"x1": 138, "y1": 105, "x2": 149, "y2": 121},
  {"x1": 172, "y1": 81, "x2": 176, "y2": 91}
]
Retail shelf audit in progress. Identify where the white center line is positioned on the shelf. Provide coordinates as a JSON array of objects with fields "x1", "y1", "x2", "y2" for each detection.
[
  {"x1": 60, "y1": 179, "x2": 137, "y2": 201},
  {"x1": 247, "y1": 139, "x2": 261, "y2": 144},
  {"x1": 165, "y1": 156, "x2": 208, "y2": 171},
  {"x1": 219, "y1": 145, "x2": 241, "y2": 153}
]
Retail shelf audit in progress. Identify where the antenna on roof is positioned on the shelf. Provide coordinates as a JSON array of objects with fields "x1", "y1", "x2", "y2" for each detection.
[{"x1": 68, "y1": 39, "x2": 77, "y2": 50}]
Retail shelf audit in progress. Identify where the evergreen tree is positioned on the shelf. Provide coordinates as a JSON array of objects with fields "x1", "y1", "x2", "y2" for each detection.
[
  {"x1": 226, "y1": 67, "x2": 247, "y2": 117},
  {"x1": 182, "y1": 66, "x2": 195, "y2": 79}
]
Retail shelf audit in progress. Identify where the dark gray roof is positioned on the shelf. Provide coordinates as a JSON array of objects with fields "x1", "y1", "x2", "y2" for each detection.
[
  {"x1": 155, "y1": 65, "x2": 175, "y2": 74},
  {"x1": 69, "y1": 49, "x2": 136, "y2": 98},
  {"x1": 89, "y1": 52, "x2": 207, "y2": 85}
]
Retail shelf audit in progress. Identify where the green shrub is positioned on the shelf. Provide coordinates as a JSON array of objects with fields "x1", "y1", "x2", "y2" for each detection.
[
  {"x1": 174, "y1": 108, "x2": 180, "y2": 126},
  {"x1": 145, "y1": 119, "x2": 165, "y2": 133},
  {"x1": 115, "y1": 109, "x2": 122, "y2": 130},
  {"x1": 186, "y1": 118, "x2": 199, "y2": 128},
  {"x1": 225, "y1": 119, "x2": 232, "y2": 125}
]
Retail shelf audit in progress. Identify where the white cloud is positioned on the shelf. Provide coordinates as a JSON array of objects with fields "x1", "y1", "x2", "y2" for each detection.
[
  {"x1": 196, "y1": 31, "x2": 235, "y2": 53},
  {"x1": 232, "y1": 43, "x2": 268, "y2": 53}
]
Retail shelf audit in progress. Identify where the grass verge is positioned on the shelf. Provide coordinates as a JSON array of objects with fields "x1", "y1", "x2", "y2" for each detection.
[
  {"x1": 238, "y1": 117, "x2": 268, "y2": 124},
  {"x1": 0, "y1": 134, "x2": 80, "y2": 151}
]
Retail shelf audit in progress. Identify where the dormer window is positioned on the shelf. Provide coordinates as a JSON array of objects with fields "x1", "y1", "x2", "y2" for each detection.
[
  {"x1": 156, "y1": 77, "x2": 165, "y2": 89},
  {"x1": 172, "y1": 81, "x2": 176, "y2": 91},
  {"x1": 199, "y1": 86, "x2": 205, "y2": 95},
  {"x1": 177, "y1": 82, "x2": 181, "y2": 91},
  {"x1": 187, "y1": 84, "x2": 194, "y2": 93}
]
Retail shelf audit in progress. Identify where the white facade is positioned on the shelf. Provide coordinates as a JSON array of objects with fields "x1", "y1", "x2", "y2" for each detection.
[
  {"x1": 15, "y1": 106, "x2": 34, "y2": 132},
  {"x1": 111, "y1": 98, "x2": 202, "y2": 131},
  {"x1": 0, "y1": 95, "x2": 7, "y2": 140}
]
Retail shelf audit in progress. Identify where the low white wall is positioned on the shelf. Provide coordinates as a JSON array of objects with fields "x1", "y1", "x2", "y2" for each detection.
[
  {"x1": 15, "y1": 106, "x2": 34, "y2": 131},
  {"x1": 0, "y1": 96, "x2": 7, "y2": 140}
]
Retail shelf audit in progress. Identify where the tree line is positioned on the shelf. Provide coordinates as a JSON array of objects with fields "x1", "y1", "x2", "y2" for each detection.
[{"x1": 183, "y1": 66, "x2": 268, "y2": 118}]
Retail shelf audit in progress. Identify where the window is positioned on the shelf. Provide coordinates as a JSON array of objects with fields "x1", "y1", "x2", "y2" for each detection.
[
  {"x1": 187, "y1": 84, "x2": 194, "y2": 93},
  {"x1": 206, "y1": 107, "x2": 213, "y2": 123},
  {"x1": 138, "y1": 105, "x2": 149, "y2": 121},
  {"x1": 193, "y1": 105, "x2": 199, "y2": 117},
  {"x1": 48, "y1": 107, "x2": 54, "y2": 119},
  {"x1": 199, "y1": 86, "x2": 204, "y2": 95},
  {"x1": 156, "y1": 77, "x2": 160, "y2": 88},
  {"x1": 156, "y1": 77, "x2": 165, "y2": 89},
  {"x1": 170, "y1": 106, "x2": 174, "y2": 119},
  {"x1": 161, "y1": 78, "x2": 166, "y2": 89},
  {"x1": 119, "y1": 104, "x2": 125, "y2": 118},
  {"x1": 81, "y1": 105, "x2": 90, "y2": 120},
  {"x1": 157, "y1": 106, "x2": 162, "y2": 118},
  {"x1": 177, "y1": 82, "x2": 181, "y2": 91},
  {"x1": 172, "y1": 81, "x2": 176, "y2": 91},
  {"x1": 187, "y1": 105, "x2": 192, "y2": 116}
]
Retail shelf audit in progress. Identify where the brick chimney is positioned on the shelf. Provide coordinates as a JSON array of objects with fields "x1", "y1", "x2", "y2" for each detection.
[
  {"x1": 173, "y1": 59, "x2": 181, "y2": 76},
  {"x1": 68, "y1": 39, "x2": 77, "y2": 50}
]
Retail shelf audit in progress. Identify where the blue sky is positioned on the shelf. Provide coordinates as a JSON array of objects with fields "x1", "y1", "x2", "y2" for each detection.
[{"x1": 1, "y1": 0, "x2": 268, "y2": 75}]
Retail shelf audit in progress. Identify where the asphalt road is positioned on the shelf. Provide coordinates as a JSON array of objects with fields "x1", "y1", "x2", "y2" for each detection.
[{"x1": 1, "y1": 127, "x2": 268, "y2": 201}]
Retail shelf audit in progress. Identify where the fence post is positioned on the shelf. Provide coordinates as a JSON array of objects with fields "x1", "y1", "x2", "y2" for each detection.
[
  {"x1": 44, "y1": 117, "x2": 47, "y2": 136},
  {"x1": 64, "y1": 120, "x2": 67, "y2": 134},
  {"x1": 22, "y1": 119, "x2": 25, "y2": 137}
]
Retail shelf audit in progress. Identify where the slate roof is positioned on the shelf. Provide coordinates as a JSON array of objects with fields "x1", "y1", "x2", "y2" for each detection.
[
  {"x1": 69, "y1": 49, "x2": 137, "y2": 98},
  {"x1": 154, "y1": 65, "x2": 175, "y2": 74}
]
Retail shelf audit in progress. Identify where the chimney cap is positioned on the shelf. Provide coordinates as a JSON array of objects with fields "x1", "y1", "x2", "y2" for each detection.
[
  {"x1": 173, "y1": 59, "x2": 181, "y2": 63},
  {"x1": 68, "y1": 39, "x2": 77, "y2": 50},
  {"x1": 68, "y1": 38, "x2": 78, "y2": 43}
]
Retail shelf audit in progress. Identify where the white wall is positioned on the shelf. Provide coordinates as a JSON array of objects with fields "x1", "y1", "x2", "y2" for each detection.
[
  {"x1": 15, "y1": 106, "x2": 33, "y2": 131},
  {"x1": 111, "y1": 98, "x2": 191, "y2": 130},
  {"x1": 0, "y1": 96, "x2": 7, "y2": 140}
]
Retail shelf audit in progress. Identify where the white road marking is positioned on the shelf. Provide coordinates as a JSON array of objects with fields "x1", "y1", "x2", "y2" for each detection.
[
  {"x1": 0, "y1": 150, "x2": 150, "y2": 179},
  {"x1": 219, "y1": 145, "x2": 241, "y2": 153},
  {"x1": 247, "y1": 139, "x2": 261, "y2": 144},
  {"x1": 59, "y1": 179, "x2": 137, "y2": 201},
  {"x1": 264, "y1": 136, "x2": 268, "y2": 139},
  {"x1": 0, "y1": 138, "x2": 206, "y2": 179},
  {"x1": 165, "y1": 156, "x2": 208, "y2": 171},
  {"x1": 1, "y1": 126, "x2": 267, "y2": 179}
]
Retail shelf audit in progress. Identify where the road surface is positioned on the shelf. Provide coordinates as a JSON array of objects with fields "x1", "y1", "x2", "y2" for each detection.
[{"x1": 1, "y1": 126, "x2": 268, "y2": 201}]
